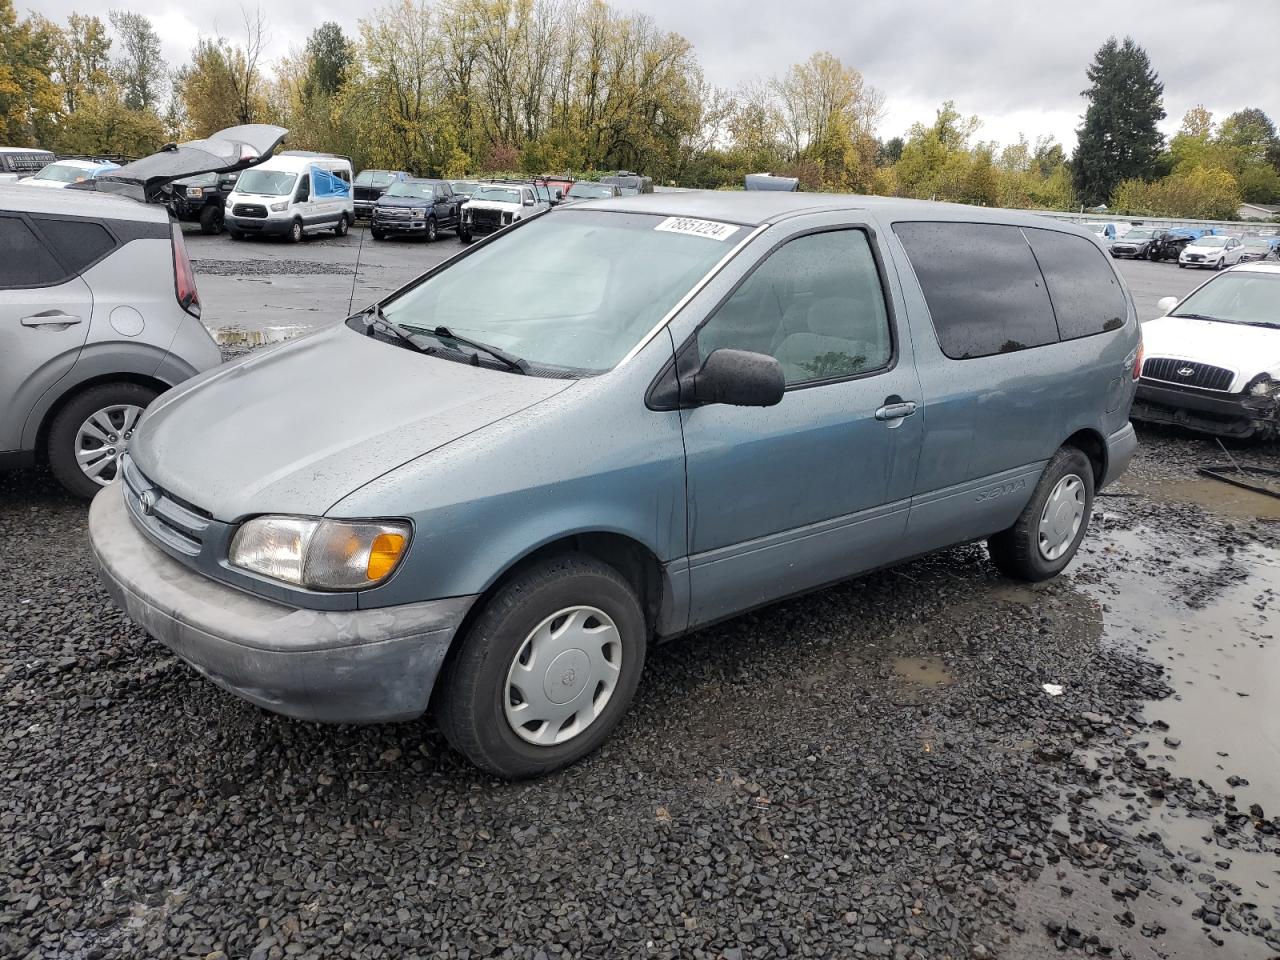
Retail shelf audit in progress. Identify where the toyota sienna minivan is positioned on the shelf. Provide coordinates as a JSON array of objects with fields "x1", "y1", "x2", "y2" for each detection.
[{"x1": 90, "y1": 194, "x2": 1141, "y2": 779}]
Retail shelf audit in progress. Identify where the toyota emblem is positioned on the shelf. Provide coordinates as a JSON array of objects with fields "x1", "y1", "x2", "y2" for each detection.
[
  {"x1": 1177, "y1": 366, "x2": 1195, "y2": 377},
  {"x1": 138, "y1": 489, "x2": 158, "y2": 516}
]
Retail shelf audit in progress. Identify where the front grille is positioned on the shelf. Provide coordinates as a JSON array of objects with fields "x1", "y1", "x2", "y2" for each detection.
[
  {"x1": 121, "y1": 455, "x2": 211, "y2": 556},
  {"x1": 378, "y1": 207, "x2": 413, "y2": 219},
  {"x1": 470, "y1": 209, "x2": 501, "y2": 229},
  {"x1": 1142, "y1": 357, "x2": 1234, "y2": 392},
  {"x1": 1185, "y1": 253, "x2": 1204, "y2": 262},
  {"x1": 232, "y1": 203, "x2": 268, "y2": 218}
]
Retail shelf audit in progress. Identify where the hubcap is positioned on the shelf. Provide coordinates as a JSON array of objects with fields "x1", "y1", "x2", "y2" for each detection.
[
  {"x1": 1037, "y1": 474, "x2": 1085, "y2": 561},
  {"x1": 75, "y1": 404, "x2": 143, "y2": 486},
  {"x1": 504, "y1": 606, "x2": 622, "y2": 746}
]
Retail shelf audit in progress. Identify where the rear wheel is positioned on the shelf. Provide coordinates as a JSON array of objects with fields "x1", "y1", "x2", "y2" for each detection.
[
  {"x1": 47, "y1": 382, "x2": 159, "y2": 499},
  {"x1": 198, "y1": 205, "x2": 223, "y2": 235},
  {"x1": 438, "y1": 555, "x2": 647, "y2": 779},
  {"x1": 288, "y1": 219, "x2": 303, "y2": 244},
  {"x1": 988, "y1": 447, "x2": 1095, "y2": 583}
]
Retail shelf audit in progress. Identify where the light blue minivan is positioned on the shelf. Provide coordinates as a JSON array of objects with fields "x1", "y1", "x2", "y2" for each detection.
[{"x1": 90, "y1": 193, "x2": 1140, "y2": 778}]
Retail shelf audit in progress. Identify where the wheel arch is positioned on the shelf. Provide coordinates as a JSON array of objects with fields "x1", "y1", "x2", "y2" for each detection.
[
  {"x1": 1062, "y1": 427, "x2": 1106, "y2": 488},
  {"x1": 33, "y1": 372, "x2": 170, "y2": 463}
]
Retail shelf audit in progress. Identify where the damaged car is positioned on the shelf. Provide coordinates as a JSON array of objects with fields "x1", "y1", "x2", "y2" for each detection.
[
  {"x1": 457, "y1": 182, "x2": 547, "y2": 242},
  {"x1": 1134, "y1": 263, "x2": 1280, "y2": 440}
]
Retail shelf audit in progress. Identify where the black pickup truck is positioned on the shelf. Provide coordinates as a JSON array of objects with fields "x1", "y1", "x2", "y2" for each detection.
[
  {"x1": 354, "y1": 169, "x2": 410, "y2": 220},
  {"x1": 163, "y1": 170, "x2": 240, "y2": 234}
]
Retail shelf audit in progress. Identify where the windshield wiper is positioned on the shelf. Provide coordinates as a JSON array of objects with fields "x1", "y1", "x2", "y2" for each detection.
[
  {"x1": 358, "y1": 303, "x2": 436, "y2": 354},
  {"x1": 429, "y1": 325, "x2": 529, "y2": 374},
  {"x1": 1170, "y1": 313, "x2": 1231, "y2": 323}
]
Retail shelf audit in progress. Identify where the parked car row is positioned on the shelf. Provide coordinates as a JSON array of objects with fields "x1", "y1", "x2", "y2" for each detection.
[{"x1": 1104, "y1": 222, "x2": 1280, "y2": 268}]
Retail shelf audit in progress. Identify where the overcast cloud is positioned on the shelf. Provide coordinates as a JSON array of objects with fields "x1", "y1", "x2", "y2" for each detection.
[{"x1": 19, "y1": 0, "x2": 1280, "y2": 151}]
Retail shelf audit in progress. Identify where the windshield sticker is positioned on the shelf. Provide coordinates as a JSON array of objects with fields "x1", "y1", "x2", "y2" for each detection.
[{"x1": 655, "y1": 217, "x2": 739, "y2": 241}]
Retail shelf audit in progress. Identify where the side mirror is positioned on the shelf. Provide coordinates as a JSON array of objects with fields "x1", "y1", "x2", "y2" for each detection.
[
  {"x1": 524, "y1": 197, "x2": 535, "y2": 206},
  {"x1": 691, "y1": 349, "x2": 785, "y2": 407},
  {"x1": 1157, "y1": 296, "x2": 1179, "y2": 316}
]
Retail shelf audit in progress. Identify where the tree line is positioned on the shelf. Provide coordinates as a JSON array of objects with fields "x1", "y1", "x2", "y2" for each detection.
[{"x1": 3, "y1": 0, "x2": 1278, "y2": 221}]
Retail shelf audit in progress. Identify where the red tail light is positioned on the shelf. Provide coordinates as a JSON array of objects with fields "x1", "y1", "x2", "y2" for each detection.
[
  {"x1": 1132, "y1": 336, "x2": 1144, "y2": 381},
  {"x1": 171, "y1": 222, "x2": 201, "y2": 318}
]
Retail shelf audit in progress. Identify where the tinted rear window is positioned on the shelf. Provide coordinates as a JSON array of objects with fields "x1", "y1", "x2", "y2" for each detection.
[
  {"x1": 0, "y1": 215, "x2": 64, "y2": 287},
  {"x1": 33, "y1": 218, "x2": 117, "y2": 274},
  {"x1": 1023, "y1": 227, "x2": 1127, "y2": 339},
  {"x1": 894, "y1": 221, "x2": 1057, "y2": 359}
]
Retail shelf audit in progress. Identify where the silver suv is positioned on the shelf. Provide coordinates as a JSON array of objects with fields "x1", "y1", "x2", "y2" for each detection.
[{"x1": 1, "y1": 125, "x2": 285, "y2": 497}]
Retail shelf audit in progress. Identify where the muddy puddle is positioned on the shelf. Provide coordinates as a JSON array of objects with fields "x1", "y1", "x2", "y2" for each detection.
[
  {"x1": 892, "y1": 655, "x2": 954, "y2": 688},
  {"x1": 1144, "y1": 475, "x2": 1280, "y2": 521},
  {"x1": 212, "y1": 325, "x2": 310, "y2": 348}
]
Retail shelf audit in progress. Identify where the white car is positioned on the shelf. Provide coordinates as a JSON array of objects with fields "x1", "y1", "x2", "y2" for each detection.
[
  {"x1": 458, "y1": 183, "x2": 549, "y2": 243},
  {"x1": 22, "y1": 158, "x2": 120, "y2": 189},
  {"x1": 1133, "y1": 263, "x2": 1280, "y2": 439},
  {"x1": 1178, "y1": 235, "x2": 1245, "y2": 270}
]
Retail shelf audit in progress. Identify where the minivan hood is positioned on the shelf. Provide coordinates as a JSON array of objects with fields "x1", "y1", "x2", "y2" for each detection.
[
  {"x1": 131, "y1": 323, "x2": 574, "y2": 520},
  {"x1": 1143, "y1": 314, "x2": 1280, "y2": 387},
  {"x1": 82, "y1": 124, "x2": 287, "y2": 202}
]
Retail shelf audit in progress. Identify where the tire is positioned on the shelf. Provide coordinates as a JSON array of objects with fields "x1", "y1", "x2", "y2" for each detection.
[
  {"x1": 438, "y1": 555, "x2": 648, "y2": 779},
  {"x1": 459, "y1": 229, "x2": 472, "y2": 244},
  {"x1": 371, "y1": 228, "x2": 385, "y2": 241},
  {"x1": 334, "y1": 214, "x2": 349, "y2": 237},
  {"x1": 1215, "y1": 258, "x2": 1224, "y2": 271},
  {"x1": 198, "y1": 204, "x2": 222, "y2": 235},
  {"x1": 47, "y1": 382, "x2": 159, "y2": 499},
  {"x1": 425, "y1": 217, "x2": 437, "y2": 242},
  {"x1": 228, "y1": 228, "x2": 244, "y2": 241},
  {"x1": 288, "y1": 219, "x2": 303, "y2": 244},
  {"x1": 987, "y1": 446, "x2": 1095, "y2": 583},
  {"x1": 1178, "y1": 262, "x2": 1185, "y2": 268}
]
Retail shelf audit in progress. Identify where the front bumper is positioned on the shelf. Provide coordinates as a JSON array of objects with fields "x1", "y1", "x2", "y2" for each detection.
[
  {"x1": 89, "y1": 482, "x2": 476, "y2": 723},
  {"x1": 225, "y1": 214, "x2": 292, "y2": 236},
  {"x1": 1133, "y1": 381, "x2": 1278, "y2": 439},
  {"x1": 1179, "y1": 258, "x2": 1216, "y2": 268},
  {"x1": 372, "y1": 214, "x2": 429, "y2": 234},
  {"x1": 1110, "y1": 247, "x2": 1146, "y2": 259}
]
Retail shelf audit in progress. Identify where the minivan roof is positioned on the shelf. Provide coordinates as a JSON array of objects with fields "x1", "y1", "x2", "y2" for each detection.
[
  {"x1": 580, "y1": 191, "x2": 1096, "y2": 232},
  {"x1": 0, "y1": 183, "x2": 169, "y2": 222}
]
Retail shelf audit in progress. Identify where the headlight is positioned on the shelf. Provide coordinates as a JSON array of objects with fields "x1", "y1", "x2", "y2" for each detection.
[
  {"x1": 229, "y1": 516, "x2": 411, "y2": 590},
  {"x1": 186, "y1": 187, "x2": 203, "y2": 198},
  {"x1": 1247, "y1": 375, "x2": 1278, "y2": 398},
  {"x1": 269, "y1": 201, "x2": 289, "y2": 212},
  {"x1": 410, "y1": 207, "x2": 426, "y2": 218}
]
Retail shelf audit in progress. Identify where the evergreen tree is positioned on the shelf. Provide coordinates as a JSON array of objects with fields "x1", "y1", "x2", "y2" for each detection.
[{"x1": 1073, "y1": 36, "x2": 1165, "y2": 206}]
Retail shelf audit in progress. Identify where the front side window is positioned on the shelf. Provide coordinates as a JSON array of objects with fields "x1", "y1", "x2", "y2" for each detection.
[
  {"x1": 697, "y1": 230, "x2": 892, "y2": 385},
  {"x1": 1024, "y1": 227, "x2": 1128, "y2": 340},
  {"x1": 894, "y1": 221, "x2": 1057, "y2": 359},
  {"x1": 381, "y1": 210, "x2": 743, "y2": 373},
  {"x1": 236, "y1": 170, "x2": 297, "y2": 196},
  {"x1": 0, "y1": 215, "x2": 64, "y2": 287}
]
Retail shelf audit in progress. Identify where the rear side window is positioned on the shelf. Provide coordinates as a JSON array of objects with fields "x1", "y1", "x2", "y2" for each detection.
[
  {"x1": 1023, "y1": 227, "x2": 1127, "y2": 339},
  {"x1": 894, "y1": 222, "x2": 1057, "y2": 359},
  {"x1": 0, "y1": 215, "x2": 63, "y2": 288},
  {"x1": 32, "y1": 217, "x2": 117, "y2": 274}
]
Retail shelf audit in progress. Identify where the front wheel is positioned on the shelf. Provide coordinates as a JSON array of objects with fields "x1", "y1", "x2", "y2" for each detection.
[
  {"x1": 424, "y1": 217, "x2": 438, "y2": 242},
  {"x1": 199, "y1": 205, "x2": 223, "y2": 235},
  {"x1": 47, "y1": 382, "x2": 159, "y2": 499},
  {"x1": 987, "y1": 447, "x2": 1095, "y2": 582},
  {"x1": 459, "y1": 229, "x2": 472, "y2": 243},
  {"x1": 1215, "y1": 258, "x2": 1225, "y2": 271},
  {"x1": 438, "y1": 555, "x2": 648, "y2": 779},
  {"x1": 334, "y1": 214, "x2": 349, "y2": 237},
  {"x1": 288, "y1": 219, "x2": 303, "y2": 244}
]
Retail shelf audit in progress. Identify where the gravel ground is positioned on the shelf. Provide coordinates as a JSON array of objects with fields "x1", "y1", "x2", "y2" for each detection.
[{"x1": 3, "y1": 419, "x2": 1279, "y2": 960}]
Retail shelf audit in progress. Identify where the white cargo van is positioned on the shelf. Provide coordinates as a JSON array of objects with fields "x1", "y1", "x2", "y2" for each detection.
[{"x1": 223, "y1": 151, "x2": 354, "y2": 242}]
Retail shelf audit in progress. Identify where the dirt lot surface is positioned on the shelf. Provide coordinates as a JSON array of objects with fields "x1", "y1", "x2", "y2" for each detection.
[{"x1": 2, "y1": 227, "x2": 1277, "y2": 960}]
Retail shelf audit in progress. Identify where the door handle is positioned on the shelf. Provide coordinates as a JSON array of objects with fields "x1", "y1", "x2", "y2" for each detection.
[
  {"x1": 21, "y1": 311, "x2": 82, "y2": 327},
  {"x1": 875, "y1": 400, "x2": 918, "y2": 421}
]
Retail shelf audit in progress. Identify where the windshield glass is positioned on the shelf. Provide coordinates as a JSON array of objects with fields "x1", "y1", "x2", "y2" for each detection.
[
  {"x1": 1194, "y1": 236, "x2": 1229, "y2": 248},
  {"x1": 35, "y1": 162, "x2": 92, "y2": 183},
  {"x1": 451, "y1": 180, "x2": 479, "y2": 193},
  {"x1": 568, "y1": 184, "x2": 615, "y2": 199},
  {"x1": 1243, "y1": 238, "x2": 1270, "y2": 249},
  {"x1": 1086, "y1": 224, "x2": 1109, "y2": 234},
  {"x1": 386, "y1": 181, "x2": 436, "y2": 199},
  {"x1": 475, "y1": 186, "x2": 521, "y2": 203},
  {"x1": 177, "y1": 172, "x2": 218, "y2": 188},
  {"x1": 236, "y1": 169, "x2": 297, "y2": 196},
  {"x1": 356, "y1": 171, "x2": 396, "y2": 187},
  {"x1": 1123, "y1": 229, "x2": 1154, "y2": 240},
  {"x1": 1171, "y1": 272, "x2": 1280, "y2": 328},
  {"x1": 618, "y1": 187, "x2": 640, "y2": 196},
  {"x1": 382, "y1": 210, "x2": 743, "y2": 373}
]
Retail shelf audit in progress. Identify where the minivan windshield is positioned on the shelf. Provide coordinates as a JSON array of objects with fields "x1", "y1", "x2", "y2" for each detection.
[
  {"x1": 381, "y1": 210, "x2": 743, "y2": 373},
  {"x1": 236, "y1": 169, "x2": 297, "y2": 196},
  {"x1": 1171, "y1": 271, "x2": 1280, "y2": 328},
  {"x1": 385, "y1": 181, "x2": 437, "y2": 199}
]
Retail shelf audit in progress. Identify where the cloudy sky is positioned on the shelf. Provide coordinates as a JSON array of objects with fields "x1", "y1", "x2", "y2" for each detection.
[{"x1": 21, "y1": 0, "x2": 1280, "y2": 151}]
